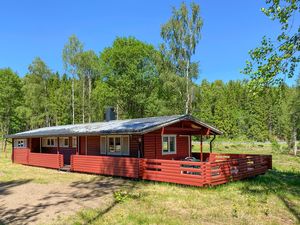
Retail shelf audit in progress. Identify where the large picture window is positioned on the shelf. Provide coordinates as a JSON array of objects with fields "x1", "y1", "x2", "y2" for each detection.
[
  {"x1": 14, "y1": 139, "x2": 27, "y2": 148},
  {"x1": 162, "y1": 135, "x2": 176, "y2": 155},
  {"x1": 103, "y1": 136, "x2": 129, "y2": 155}
]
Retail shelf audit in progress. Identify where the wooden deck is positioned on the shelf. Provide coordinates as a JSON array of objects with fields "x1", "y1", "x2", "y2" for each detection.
[{"x1": 12, "y1": 149, "x2": 272, "y2": 187}]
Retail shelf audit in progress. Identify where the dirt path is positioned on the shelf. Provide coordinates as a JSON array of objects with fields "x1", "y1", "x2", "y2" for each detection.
[{"x1": 0, "y1": 176, "x2": 134, "y2": 225}]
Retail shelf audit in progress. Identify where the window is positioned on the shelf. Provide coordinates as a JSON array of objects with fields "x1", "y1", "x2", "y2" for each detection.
[
  {"x1": 59, "y1": 137, "x2": 69, "y2": 147},
  {"x1": 14, "y1": 139, "x2": 27, "y2": 148},
  {"x1": 162, "y1": 135, "x2": 176, "y2": 155},
  {"x1": 72, "y1": 137, "x2": 77, "y2": 148},
  {"x1": 106, "y1": 136, "x2": 129, "y2": 155},
  {"x1": 42, "y1": 137, "x2": 57, "y2": 147}
]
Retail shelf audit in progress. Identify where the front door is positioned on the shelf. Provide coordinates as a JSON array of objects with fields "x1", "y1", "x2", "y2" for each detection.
[{"x1": 59, "y1": 149, "x2": 76, "y2": 165}]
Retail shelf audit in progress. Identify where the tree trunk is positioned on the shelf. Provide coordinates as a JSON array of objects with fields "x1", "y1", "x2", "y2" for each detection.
[
  {"x1": 72, "y1": 76, "x2": 75, "y2": 124},
  {"x1": 82, "y1": 77, "x2": 85, "y2": 123},
  {"x1": 1, "y1": 135, "x2": 4, "y2": 157},
  {"x1": 88, "y1": 76, "x2": 92, "y2": 123},
  {"x1": 185, "y1": 60, "x2": 190, "y2": 114},
  {"x1": 293, "y1": 126, "x2": 297, "y2": 156},
  {"x1": 3, "y1": 138, "x2": 7, "y2": 158}
]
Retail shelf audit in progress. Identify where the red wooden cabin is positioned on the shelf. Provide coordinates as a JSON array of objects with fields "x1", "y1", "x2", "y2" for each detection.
[{"x1": 8, "y1": 114, "x2": 272, "y2": 187}]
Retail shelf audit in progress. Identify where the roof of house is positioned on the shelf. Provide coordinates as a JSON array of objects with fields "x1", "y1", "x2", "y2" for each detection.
[{"x1": 6, "y1": 114, "x2": 222, "y2": 138}]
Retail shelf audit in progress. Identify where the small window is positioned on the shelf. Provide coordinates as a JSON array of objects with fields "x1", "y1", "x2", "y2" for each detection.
[
  {"x1": 162, "y1": 135, "x2": 176, "y2": 155},
  {"x1": 42, "y1": 137, "x2": 57, "y2": 147},
  {"x1": 72, "y1": 137, "x2": 77, "y2": 148},
  {"x1": 106, "y1": 136, "x2": 129, "y2": 155},
  {"x1": 14, "y1": 139, "x2": 27, "y2": 148},
  {"x1": 59, "y1": 137, "x2": 69, "y2": 147}
]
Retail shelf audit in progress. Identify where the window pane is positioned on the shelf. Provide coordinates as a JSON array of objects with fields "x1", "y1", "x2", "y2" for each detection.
[
  {"x1": 109, "y1": 137, "x2": 115, "y2": 152},
  {"x1": 64, "y1": 138, "x2": 69, "y2": 146},
  {"x1": 115, "y1": 137, "x2": 121, "y2": 152},
  {"x1": 163, "y1": 136, "x2": 169, "y2": 152},
  {"x1": 169, "y1": 137, "x2": 175, "y2": 152}
]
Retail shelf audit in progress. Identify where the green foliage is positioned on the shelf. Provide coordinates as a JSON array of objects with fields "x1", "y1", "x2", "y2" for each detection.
[
  {"x1": 161, "y1": 1, "x2": 203, "y2": 114},
  {"x1": 243, "y1": 0, "x2": 299, "y2": 86},
  {"x1": 100, "y1": 37, "x2": 161, "y2": 118},
  {"x1": 0, "y1": 68, "x2": 23, "y2": 135}
]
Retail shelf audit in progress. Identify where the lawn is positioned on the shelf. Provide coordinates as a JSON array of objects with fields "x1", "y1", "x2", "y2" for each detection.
[{"x1": 1, "y1": 142, "x2": 300, "y2": 225}]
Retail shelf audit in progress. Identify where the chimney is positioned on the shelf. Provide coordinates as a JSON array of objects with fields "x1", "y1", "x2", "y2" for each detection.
[{"x1": 105, "y1": 107, "x2": 116, "y2": 122}]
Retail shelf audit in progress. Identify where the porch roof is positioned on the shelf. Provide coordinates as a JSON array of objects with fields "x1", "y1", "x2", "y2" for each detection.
[{"x1": 7, "y1": 114, "x2": 222, "y2": 138}]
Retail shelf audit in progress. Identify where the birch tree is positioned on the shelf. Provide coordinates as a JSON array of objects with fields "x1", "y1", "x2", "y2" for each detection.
[
  {"x1": 62, "y1": 35, "x2": 83, "y2": 124},
  {"x1": 161, "y1": 1, "x2": 203, "y2": 114},
  {"x1": 74, "y1": 50, "x2": 100, "y2": 123}
]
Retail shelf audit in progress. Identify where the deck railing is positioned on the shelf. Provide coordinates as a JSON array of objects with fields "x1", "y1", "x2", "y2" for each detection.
[
  {"x1": 13, "y1": 149, "x2": 272, "y2": 187},
  {"x1": 12, "y1": 149, "x2": 63, "y2": 169},
  {"x1": 140, "y1": 158, "x2": 207, "y2": 186},
  {"x1": 71, "y1": 155, "x2": 140, "y2": 178}
]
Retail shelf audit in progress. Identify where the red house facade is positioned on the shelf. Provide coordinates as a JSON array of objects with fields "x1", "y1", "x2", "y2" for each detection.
[{"x1": 8, "y1": 115, "x2": 272, "y2": 187}]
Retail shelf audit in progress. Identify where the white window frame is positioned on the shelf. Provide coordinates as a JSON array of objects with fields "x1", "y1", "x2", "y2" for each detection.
[
  {"x1": 42, "y1": 137, "x2": 57, "y2": 147},
  {"x1": 105, "y1": 135, "x2": 130, "y2": 156},
  {"x1": 14, "y1": 139, "x2": 27, "y2": 148},
  {"x1": 59, "y1": 137, "x2": 69, "y2": 148},
  {"x1": 100, "y1": 136, "x2": 107, "y2": 155},
  {"x1": 162, "y1": 135, "x2": 177, "y2": 155},
  {"x1": 72, "y1": 137, "x2": 77, "y2": 148}
]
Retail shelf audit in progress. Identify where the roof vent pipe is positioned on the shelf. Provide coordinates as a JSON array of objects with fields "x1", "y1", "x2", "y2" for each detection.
[{"x1": 105, "y1": 107, "x2": 116, "y2": 122}]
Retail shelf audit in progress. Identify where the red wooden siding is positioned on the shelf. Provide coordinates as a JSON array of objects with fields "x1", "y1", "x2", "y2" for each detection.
[
  {"x1": 79, "y1": 136, "x2": 86, "y2": 155},
  {"x1": 87, "y1": 136, "x2": 100, "y2": 156},
  {"x1": 71, "y1": 155, "x2": 140, "y2": 178},
  {"x1": 143, "y1": 132, "x2": 189, "y2": 160},
  {"x1": 13, "y1": 148, "x2": 30, "y2": 164}
]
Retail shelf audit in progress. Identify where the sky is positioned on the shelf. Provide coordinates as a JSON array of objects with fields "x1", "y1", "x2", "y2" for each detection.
[{"x1": 0, "y1": 0, "x2": 296, "y2": 85}]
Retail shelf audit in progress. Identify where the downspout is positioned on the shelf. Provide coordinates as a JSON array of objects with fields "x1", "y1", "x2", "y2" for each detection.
[{"x1": 210, "y1": 135, "x2": 216, "y2": 153}]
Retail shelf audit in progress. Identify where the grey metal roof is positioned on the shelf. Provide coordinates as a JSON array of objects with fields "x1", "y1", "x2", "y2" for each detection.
[{"x1": 7, "y1": 114, "x2": 222, "y2": 138}]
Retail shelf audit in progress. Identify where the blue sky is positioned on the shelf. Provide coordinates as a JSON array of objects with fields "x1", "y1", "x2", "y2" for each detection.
[{"x1": 0, "y1": 0, "x2": 295, "y2": 85}]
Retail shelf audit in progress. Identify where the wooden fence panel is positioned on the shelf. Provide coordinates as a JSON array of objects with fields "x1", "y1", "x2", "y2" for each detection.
[
  {"x1": 207, "y1": 155, "x2": 271, "y2": 185},
  {"x1": 141, "y1": 158, "x2": 207, "y2": 186},
  {"x1": 71, "y1": 155, "x2": 140, "y2": 178},
  {"x1": 28, "y1": 153, "x2": 64, "y2": 169}
]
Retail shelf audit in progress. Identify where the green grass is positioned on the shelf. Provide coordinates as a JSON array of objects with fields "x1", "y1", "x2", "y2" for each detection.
[
  {"x1": 56, "y1": 143, "x2": 300, "y2": 225},
  {"x1": 1, "y1": 142, "x2": 300, "y2": 225}
]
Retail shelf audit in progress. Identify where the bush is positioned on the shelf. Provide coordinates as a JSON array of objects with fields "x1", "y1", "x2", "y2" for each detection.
[{"x1": 271, "y1": 139, "x2": 280, "y2": 152}]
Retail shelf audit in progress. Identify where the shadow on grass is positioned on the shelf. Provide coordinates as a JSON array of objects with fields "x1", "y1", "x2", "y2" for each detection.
[
  {"x1": 71, "y1": 177, "x2": 139, "y2": 224},
  {"x1": 239, "y1": 169, "x2": 300, "y2": 222}
]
